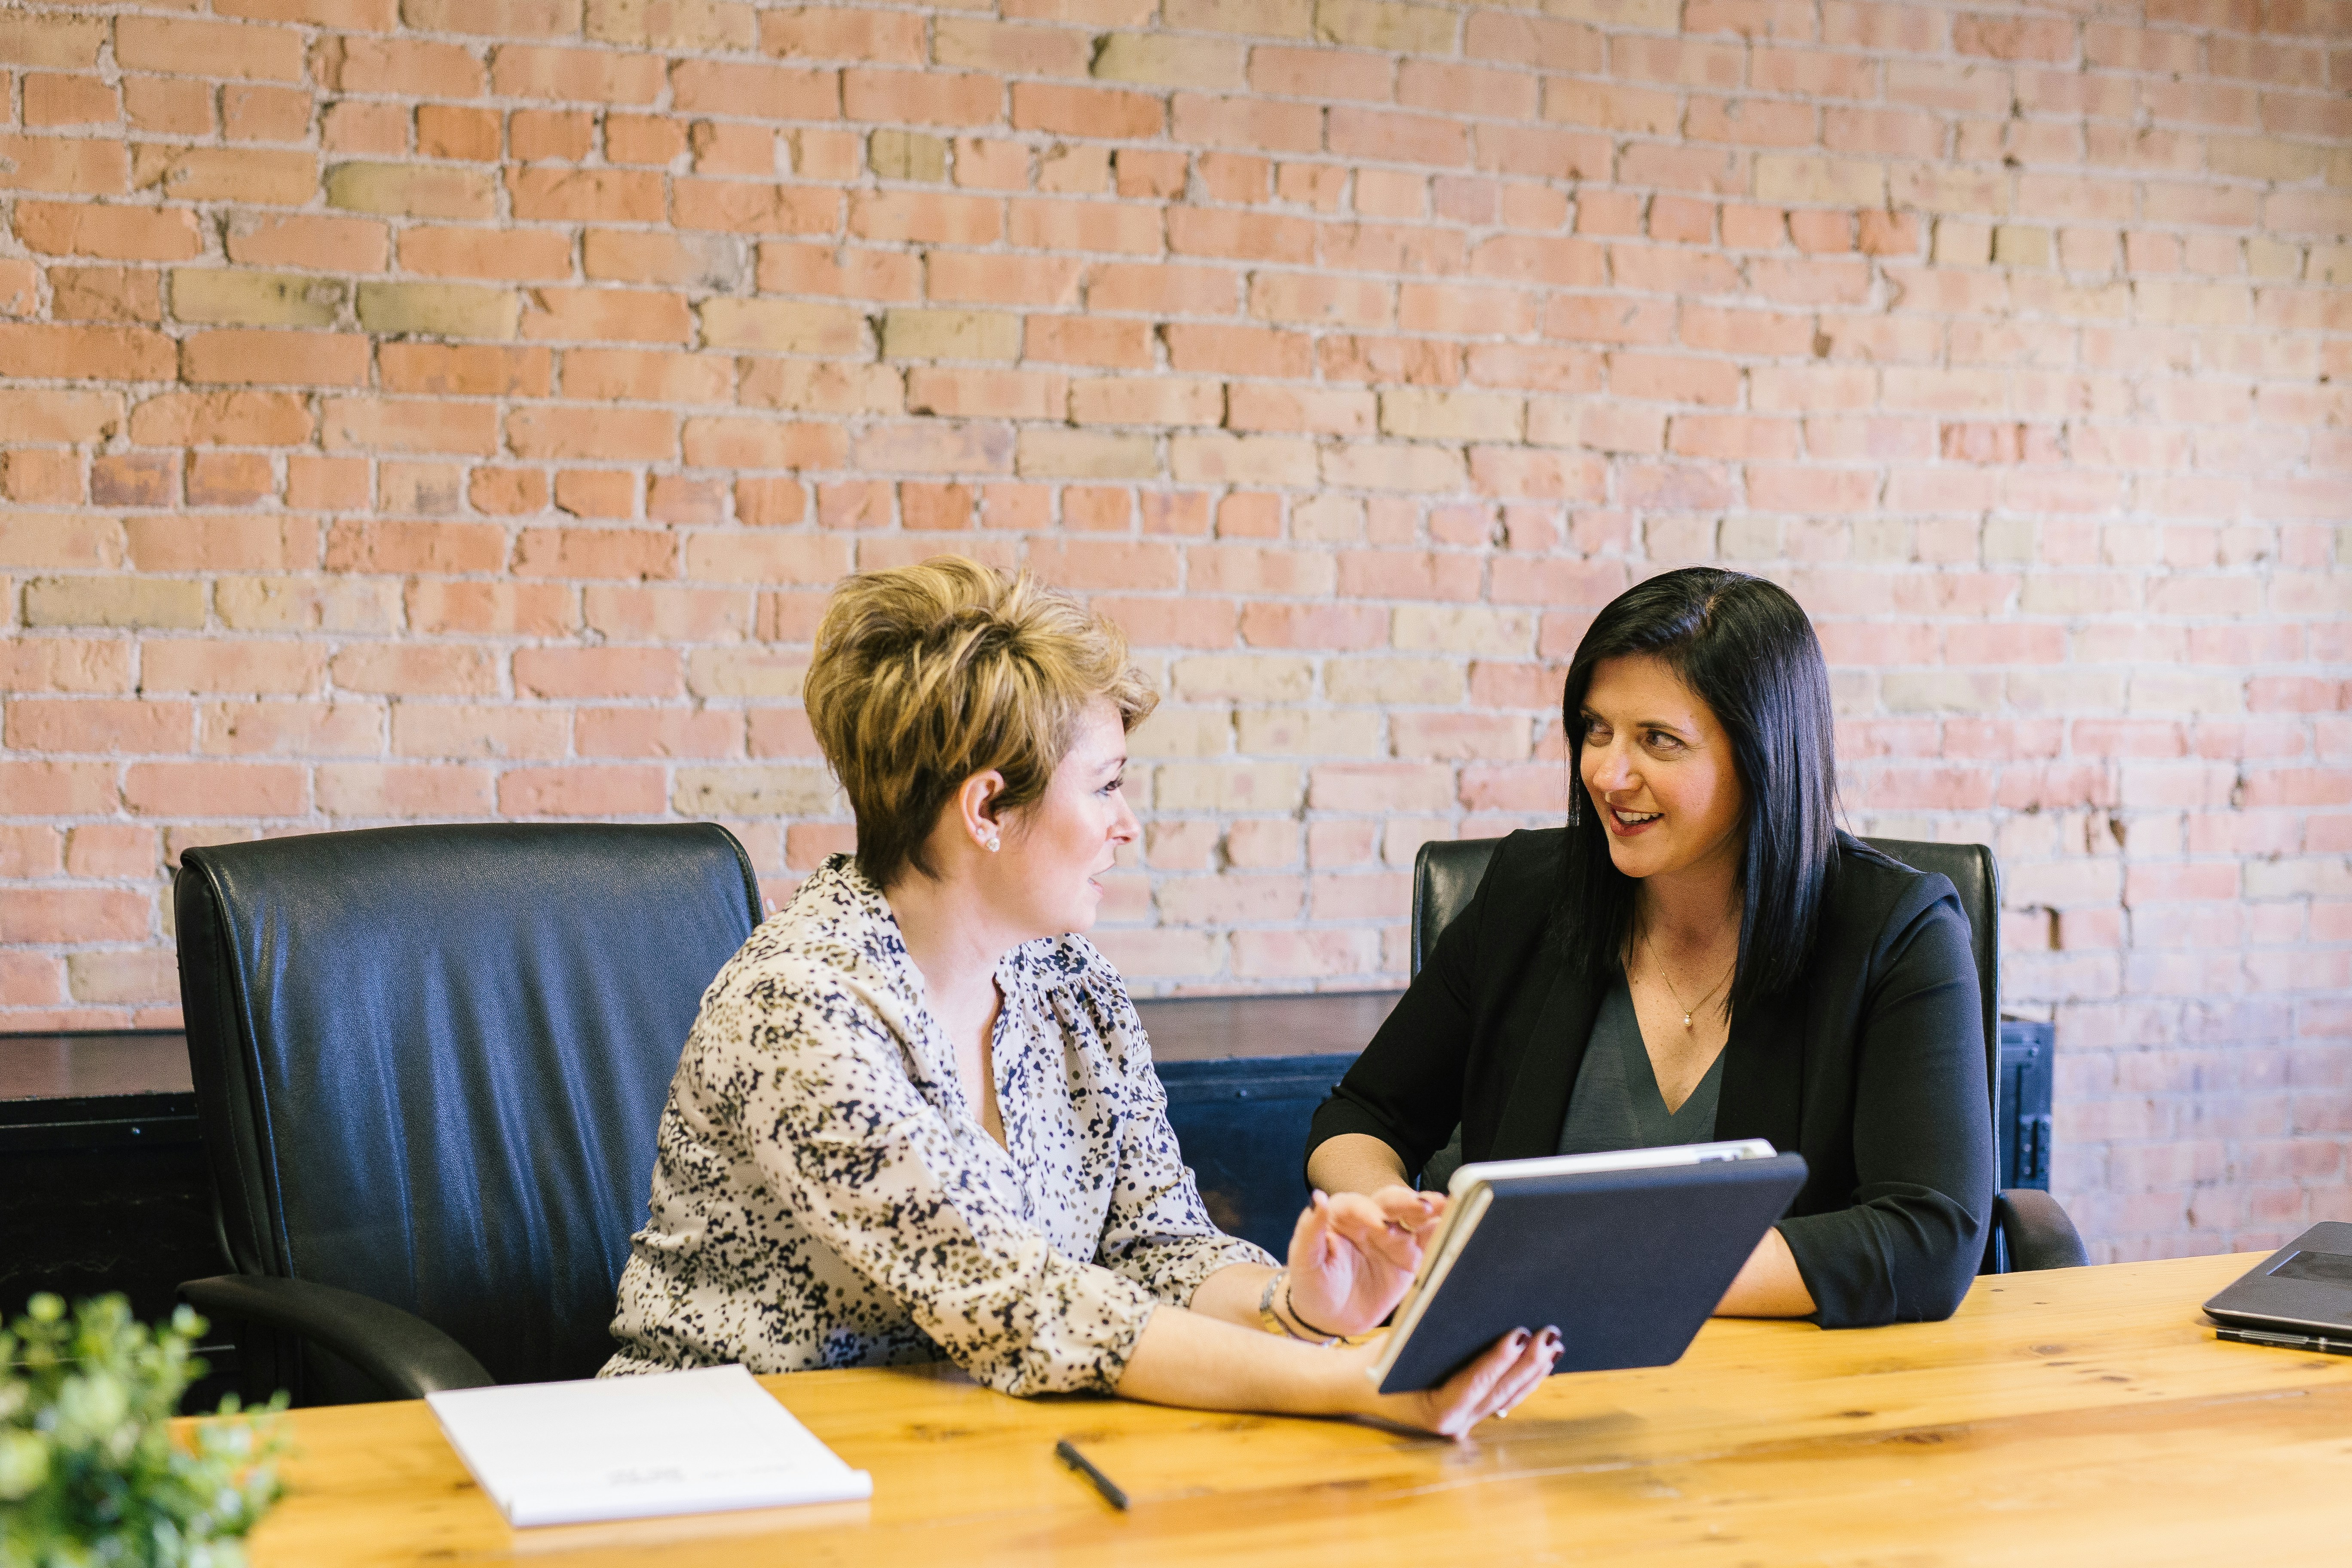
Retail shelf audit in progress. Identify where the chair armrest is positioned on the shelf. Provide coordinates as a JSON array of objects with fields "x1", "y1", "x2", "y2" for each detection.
[
  {"x1": 1994, "y1": 1189, "x2": 2089, "y2": 1273},
  {"x1": 179, "y1": 1274, "x2": 495, "y2": 1399}
]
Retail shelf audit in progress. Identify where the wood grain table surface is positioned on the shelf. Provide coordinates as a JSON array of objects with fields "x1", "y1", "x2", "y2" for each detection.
[{"x1": 211, "y1": 1250, "x2": 2352, "y2": 1567}]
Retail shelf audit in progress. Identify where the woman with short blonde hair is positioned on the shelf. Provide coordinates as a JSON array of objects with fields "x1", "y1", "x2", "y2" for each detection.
[{"x1": 606, "y1": 557, "x2": 1554, "y2": 1435}]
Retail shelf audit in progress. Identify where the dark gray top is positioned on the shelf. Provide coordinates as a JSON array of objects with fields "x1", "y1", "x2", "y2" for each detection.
[{"x1": 1556, "y1": 978, "x2": 1722, "y2": 1155}]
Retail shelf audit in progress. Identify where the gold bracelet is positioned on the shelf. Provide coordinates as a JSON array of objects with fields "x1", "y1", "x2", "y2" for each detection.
[{"x1": 1256, "y1": 1269, "x2": 1338, "y2": 1346}]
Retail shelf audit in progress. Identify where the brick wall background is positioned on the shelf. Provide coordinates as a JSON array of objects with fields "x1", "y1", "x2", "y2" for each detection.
[{"x1": 1, "y1": 0, "x2": 2346, "y2": 1261}]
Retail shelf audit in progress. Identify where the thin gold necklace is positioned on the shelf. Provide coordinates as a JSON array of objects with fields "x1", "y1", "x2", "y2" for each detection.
[{"x1": 1642, "y1": 924, "x2": 1734, "y2": 1032}]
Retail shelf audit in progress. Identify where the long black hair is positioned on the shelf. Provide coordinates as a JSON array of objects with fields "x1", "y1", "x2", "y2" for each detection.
[{"x1": 1559, "y1": 567, "x2": 1839, "y2": 1011}]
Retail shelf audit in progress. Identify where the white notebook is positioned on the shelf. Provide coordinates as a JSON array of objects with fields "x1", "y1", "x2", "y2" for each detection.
[{"x1": 426, "y1": 1364, "x2": 873, "y2": 1528}]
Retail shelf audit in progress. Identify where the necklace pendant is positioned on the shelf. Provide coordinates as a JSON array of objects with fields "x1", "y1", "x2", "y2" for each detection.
[{"x1": 1682, "y1": 1012, "x2": 1693, "y2": 1030}]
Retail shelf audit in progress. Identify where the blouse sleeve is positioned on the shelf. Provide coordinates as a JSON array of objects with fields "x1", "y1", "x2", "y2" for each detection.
[
  {"x1": 1077, "y1": 967, "x2": 1278, "y2": 1297},
  {"x1": 1776, "y1": 891, "x2": 1996, "y2": 1326},
  {"x1": 720, "y1": 956, "x2": 1162, "y2": 1398}
]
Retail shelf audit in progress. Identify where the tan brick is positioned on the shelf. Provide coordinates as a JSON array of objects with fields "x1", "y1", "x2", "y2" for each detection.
[
  {"x1": 1091, "y1": 32, "x2": 1246, "y2": 89},
  {"x1": 325, "y1": 162, "x2": 499, "y2": 220},
  {"x1": 1755, "y1": 155, "x2": 1887, "y2": 207},
  {"x1": 400, "y1": 0, "x2": 582, "y2": 35},
  {"x1": 1992, "y1": 224, "x2": 2052, "y2": 268},
  {"x1": 880, "y1": 308, "x2": 1019, "y2": 361},
  {"x1": 673, "y1": 765, "x2": 836, "y2": 816},
  {"x1": 0, "y1": 15, "x2": 107, "y2": 68},
  {"x1": 1016, "y1": 429, "x2": 1158, "y2": 479},
  {"x1": 585, "y1": 0, "x2": 753, "y2": 49},
  {"x1": 1378, "y1": 389, "x2": 1526, "y2": 442},
  {"x1": 1325, "y1": 657, "x2": 1466, "y2": 704},
  {"x1": 356, "y1": 282, "x2": 522, "y2": 339},
  {"x1": 1170, "y1": 655, "x2": 1314, "y2": 702},
  {"x1": 699, "y1": 298, "x2": 865, "y2": 354},
  {"x1": 24, "y1": 576, "x2": 206, "y2": 630},
  {"x1": 870, "y1": 129, "x2": 948, "y2": 182},
  {"x1": 171, "y1": 270, "x2": 348, "y2": 328},
  {"x1": 1314, "y1": 0, "x2": 1455, "y2": 53},
  {"x1": 1152, "y1": 760, "x2": 1302, "y2": 812},
  {"x1": 1392, "y1": 604, "x2": 1535, "y2": 657}
]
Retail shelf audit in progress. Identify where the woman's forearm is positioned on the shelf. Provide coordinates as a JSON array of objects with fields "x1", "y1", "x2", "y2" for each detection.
[
  {"x1": 1185, "y1": 1261, "x2": 1276, "y2": 1329},
  {"x1": 1305, "y1": 1133, "x2": 1410, "y2": 1198},
  {"x1": 1713, "y1": 1225, "x2": 1817, "y2": 1317},
  {"x1": 1114, "y1": 1303, "x2": 1366, "y2": 1417}
]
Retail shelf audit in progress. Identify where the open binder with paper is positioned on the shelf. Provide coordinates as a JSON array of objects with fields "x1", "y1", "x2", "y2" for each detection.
[{"x1": 427, "y1": 1363, "x2": 873, "y2": 1528}]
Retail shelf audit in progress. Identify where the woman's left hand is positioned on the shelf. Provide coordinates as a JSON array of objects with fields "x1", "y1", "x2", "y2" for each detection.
[{"x1": 1281, "y1": 1186, "x2": 1448, "y2": 1339}]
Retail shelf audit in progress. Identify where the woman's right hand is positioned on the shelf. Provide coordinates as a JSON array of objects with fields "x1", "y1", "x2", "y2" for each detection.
[{"x1": 1337, "y1": 1325, "x2": 1563, "y2": 1439}]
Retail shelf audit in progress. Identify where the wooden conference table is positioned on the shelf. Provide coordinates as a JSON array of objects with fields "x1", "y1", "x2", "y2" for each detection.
[{"x1": 218, "y1": 1252, "x2": 2344, "y2": 1567}]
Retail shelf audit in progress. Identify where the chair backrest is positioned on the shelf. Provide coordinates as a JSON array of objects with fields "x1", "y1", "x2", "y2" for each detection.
[
  {"x1": 1409, "y1": 833, "x2": 2001, "y2": 1103},
  {"x1": 175, "y1": 823, "x2": 760, "y2": 1396}
]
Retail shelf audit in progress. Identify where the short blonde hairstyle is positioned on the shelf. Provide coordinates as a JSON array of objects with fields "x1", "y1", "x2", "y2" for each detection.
[{"x1": 803, "y1": 557, "x2": 1158, "y2": 889}]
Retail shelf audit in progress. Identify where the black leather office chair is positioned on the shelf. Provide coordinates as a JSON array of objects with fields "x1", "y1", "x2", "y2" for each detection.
[
  {"x1": 174, "y1": 823, "x2": 762, "y2": 1405},
  {"x1": 1409, "y1": 835, "x2": 2088, "y2": 1273}
]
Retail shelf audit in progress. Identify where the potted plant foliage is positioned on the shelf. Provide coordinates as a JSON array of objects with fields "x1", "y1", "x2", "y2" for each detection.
[{"x1": 0, "y1": 1293, "x2": 287, "y2": 1568}]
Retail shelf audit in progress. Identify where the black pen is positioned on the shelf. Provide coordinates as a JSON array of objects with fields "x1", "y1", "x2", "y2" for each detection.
[
  {"x1": 1054, "y1": 1438, "x2": 1130, "y2": 1511},
  {"x1": 2215, "y1": 1326, "x2": 2352, "y2": 1356}
]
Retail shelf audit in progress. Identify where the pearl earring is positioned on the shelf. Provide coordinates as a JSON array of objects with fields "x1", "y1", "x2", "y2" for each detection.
[{"x1": 982, "y1": 830, "x2": 1000, "y2": 852}]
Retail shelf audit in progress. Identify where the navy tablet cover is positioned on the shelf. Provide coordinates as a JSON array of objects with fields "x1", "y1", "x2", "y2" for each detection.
[{"x1": 1377, "y1": 1153, "x2": 1810, "y2": 1394}]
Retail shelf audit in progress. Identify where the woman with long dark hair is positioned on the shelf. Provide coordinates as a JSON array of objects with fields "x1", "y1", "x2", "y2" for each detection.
[{"x1": 1306, "y1": 567, "x2": 1994, "y2": 1326}]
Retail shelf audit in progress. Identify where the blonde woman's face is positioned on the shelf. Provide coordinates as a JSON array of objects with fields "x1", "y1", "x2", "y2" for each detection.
[{"x1": 996, "y1": 698, "x2": 1138, "y2": 938}]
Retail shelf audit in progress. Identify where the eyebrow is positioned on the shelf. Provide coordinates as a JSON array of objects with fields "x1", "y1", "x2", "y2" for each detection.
[{"x1": 1580, "y1": 707, "x2": 1696, "y2": 738}]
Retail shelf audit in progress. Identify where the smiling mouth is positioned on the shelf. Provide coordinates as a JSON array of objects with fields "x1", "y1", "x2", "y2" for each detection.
[{"x1": 1611, "y1": 808, "x2": 1662, "y2": 826}]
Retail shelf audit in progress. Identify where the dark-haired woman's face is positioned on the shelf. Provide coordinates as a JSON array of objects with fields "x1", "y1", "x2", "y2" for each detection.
[{"x1": 1578, "y1": 655, "x2": 1746, "y2": 891}]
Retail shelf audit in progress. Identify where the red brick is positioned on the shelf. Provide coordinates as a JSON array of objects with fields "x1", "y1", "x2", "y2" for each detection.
[
  {"x1": 123, "y1": 761, "x2": 306, "y2": 817},
  {"x1": 511, "y1": 526, "x2": 679, "y2": 579},
  {"x1": 182, "y1": 331, "x2": 372, "y2": 388},
  {"x1": 117, "y1": 16, "x2": 306, "y2": 82},
  {"x1": 671, "y1": 61, "x2": 837, "y2": 118},
  {"x1": 198, "y1": 700, "x2": 384, "y2": 757},
  {"x1": 6, "y1": 698, "x2": 190, "y2": 755},
  {"x1": 506, "y1": 405, "x2": 677, "y2": 462},
  {"x1": 400, "y1": 225, "x2": 573, "y2": 281},
  {"x1": 508, "y1": 646, "x2": 678, "y2": 700},
  {"x1": 576, "y1": 708, "x2": 742, "y2": 758},
  {"x1": 507, "y1": 165, "x2": 665, "y2": 223},
  {"x1": 846, "y1": 67, "x2": 1001, "y2": 126},
  {"x1": 129, "y1": 391, "x2": 313, "y2": 447},
  {"x1": 380, "y1": 343, "x2": 552, "y2": 397},
  {"x1": 1, "y1": 889, "x2": 150, "y2": 944},
  {"x1": 323, "y1": 397, "x2": 501, "y2": 456},
  {"x1": 499, "y1": 765, "x2": 667, "y2": 817},
  {"x1": 126, "y1": 514, "x2": 316, "y2": 572},
  {"x1": 1010, "y1": 81, "x2": 1158, "y2": 139},
  {"x1": 0, "y1": 323, "x2": 175, "y2": 380},
  {"x1": 12, "y1": 201, "x2": 202, "y2": 261},
  {"x1": 227, "y1": 213, "x2": 389, "y2": 271},
  {"x1": 141, "y1": 640, "x2": 326, "y2": 695}
]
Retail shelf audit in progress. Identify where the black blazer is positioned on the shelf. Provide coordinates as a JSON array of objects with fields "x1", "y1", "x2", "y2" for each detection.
[{"x1": 1308, "y1": 829, "x2": 1994, "y2": 1328}]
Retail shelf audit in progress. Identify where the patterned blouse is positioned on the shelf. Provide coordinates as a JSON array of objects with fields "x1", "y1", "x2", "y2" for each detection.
[{"x1": 602, "y1": 855, "x2": 1272, "y2": 1395}]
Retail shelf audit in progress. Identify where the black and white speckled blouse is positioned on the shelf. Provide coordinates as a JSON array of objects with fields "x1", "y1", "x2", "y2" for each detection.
[{"x1": 601, "y1": 854, "x2": 1273, "y2": 1395}]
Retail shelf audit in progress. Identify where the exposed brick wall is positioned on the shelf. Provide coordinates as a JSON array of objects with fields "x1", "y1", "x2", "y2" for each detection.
[{"x1": 0, "y1": 0, "x2": 2346, "y2": 1261}]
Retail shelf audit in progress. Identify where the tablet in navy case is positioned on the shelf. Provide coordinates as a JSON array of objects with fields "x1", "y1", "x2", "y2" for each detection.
[{"x1": 1375, "y1": 1152, "x2": 1810, "y2": 1394}]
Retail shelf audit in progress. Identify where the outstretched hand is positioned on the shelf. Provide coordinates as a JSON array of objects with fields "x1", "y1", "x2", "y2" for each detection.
[
  {"x1": 1363, "y1": 1325, "x2": 1562, "y2": 1439},
  {"x1": 1282, "y1": 1185, "x2": 1449, "y2": 1339}
]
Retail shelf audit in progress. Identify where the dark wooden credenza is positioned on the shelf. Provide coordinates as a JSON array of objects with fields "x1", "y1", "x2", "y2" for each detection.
[{"x1": 0, "y1": 1004, "x2": 2055, "y2": 1406}]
